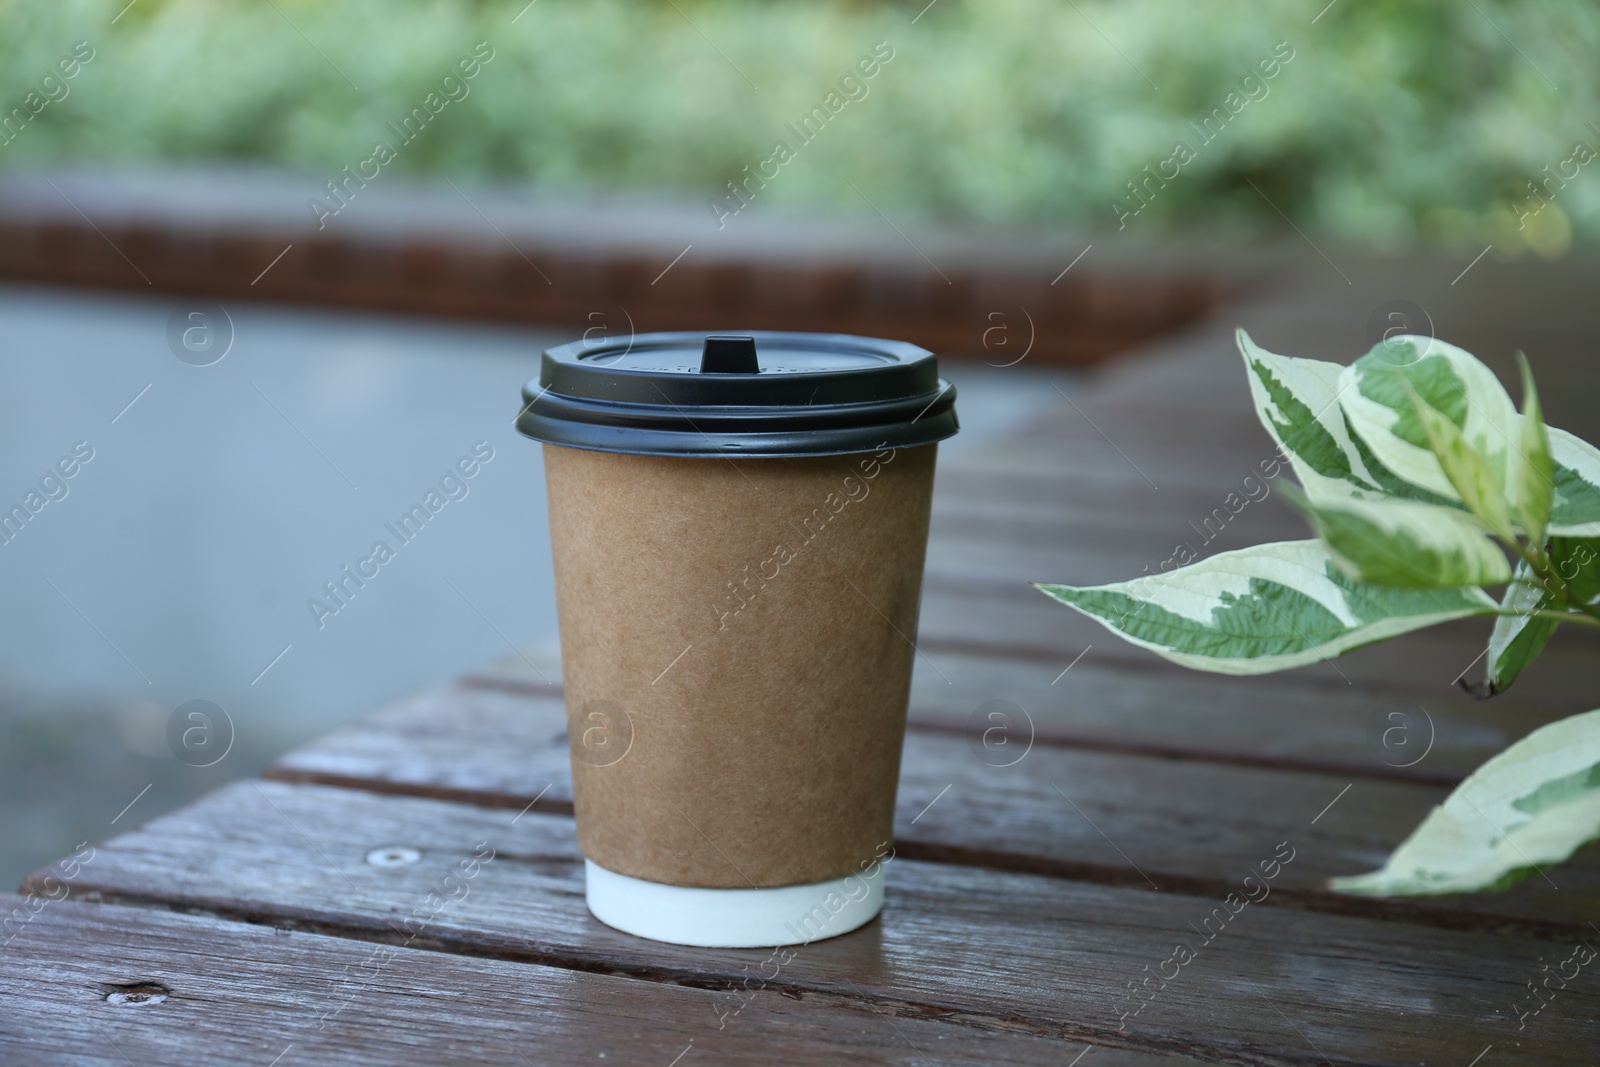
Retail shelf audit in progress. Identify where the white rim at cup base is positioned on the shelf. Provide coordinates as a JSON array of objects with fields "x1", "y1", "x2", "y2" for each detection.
[{"x1": 583, "y1": 859, "x2": 886, "y2": 948}]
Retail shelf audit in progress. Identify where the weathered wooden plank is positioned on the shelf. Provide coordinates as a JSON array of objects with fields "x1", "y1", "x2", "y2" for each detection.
[
  {"x1": 924, "y1": 476, "x2": 1593, "y2": 679},
  {"x1": 912, "y1": 583, "x2": 1599, "y2": 710},
  {"x1": 265, "y1": 687, "x2": 1600, "y2": 935},
  {"x1": 1082, "y1": 294, "x2": 1600, "y2": 398},
  {"x1": 921, "y1": 499, "x2": 1595, "y2": 680},
  {"x1": 926, "y1": 484, "x2": 1302, "y2": 556},
  {"x1": 1066, "y1": 314, "x2": 1600, "y2": 443},
  {"x1": 31, "y1": 780, "x2": 1593, "y2": 1066},
  {"x1": 924, "y1": 472, "x2": 1286, "y2": 556},
  {"x1": 901, "y1": 646, "x2": 1580, "y2": 782},
  {"x1": 939, "y1": 429, "x2": 1287, "y2": 492},
  {"x1": 1, "y1": 901, "x2": 1141, "y2": 1067},
  {"x1": 941, "y1": 412, "x2": 1271, "y2": 460},
  {"x1": 465, "y1": 627, "x2": 1581, "y2": 785},
  {"x1": 927, "y1": 492, "x2": 1306, "y2": 560}
]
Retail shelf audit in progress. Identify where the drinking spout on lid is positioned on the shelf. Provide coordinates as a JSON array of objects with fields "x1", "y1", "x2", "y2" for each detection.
[{"x1": 700, "y1": 335, "x2": 760, "y2": 374}]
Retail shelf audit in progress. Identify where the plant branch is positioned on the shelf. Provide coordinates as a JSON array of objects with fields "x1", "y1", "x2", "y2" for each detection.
[
  {"x1": 1490, "y1": 607, "x2": 1600, "y2": 629},
  {"x1": 1504, "y1": 537, "x2": 1600, "y2": 625}
]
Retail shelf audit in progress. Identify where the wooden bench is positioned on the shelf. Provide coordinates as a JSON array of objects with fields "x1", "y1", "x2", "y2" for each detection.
[
  {"x1": 0, "y1": 170, "x2": 1231, "y2": 367},
  {"x1": 5, "y1": 250, "x2": 1597, "y2": 1064}
]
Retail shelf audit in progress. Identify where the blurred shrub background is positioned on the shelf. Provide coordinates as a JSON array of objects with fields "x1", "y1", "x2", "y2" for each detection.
[{"x1": 2, "y1": 0, "x2": 1597, "y2": 254}]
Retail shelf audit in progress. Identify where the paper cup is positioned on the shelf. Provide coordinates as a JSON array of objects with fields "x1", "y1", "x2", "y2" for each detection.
[{"x1": 519, "y1": 332, "x2": 957, "y2": 947}]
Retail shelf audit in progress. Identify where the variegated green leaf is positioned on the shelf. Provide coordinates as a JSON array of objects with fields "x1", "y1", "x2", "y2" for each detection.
[
  {"x1": 1034, "y1": 540, "x2": 1497, "y2": 675},
  {"x1": 1292, "y1": 491, "x2": 1510, "y2": 588},
  {"x1": 1236, "y1": 330, "x2": 1381, "y2": 500},
  {"x1": 1238, "y1": 331, "x2": 1598, "y2": 534},
  {"x1": 1476, "y1": 537, "x2": 1600, "y2": 696},
  {"x1": 1550, "y1": 426, "x2": 1600, "y2": 535},
  {"x1": 1340, "y1": 336, "x2": 1521, "y2": 506},
  {"x1": 1409, "y1": 393, "x2": 1517, "y2": 542},
  {"x1": 1514, "y1": 354, "x2": 1554, "y2": 547},
  {"x1": 1331, "y1": 708, "x2": 1600, "y2": 896},
  {"x1": 1552, "y1": 536, "x2": 1600, "y2": 607},
  {"x1": 1341, "y1": 408, "x2": 1464, "y2": 508},
  {"x1": 1477, "y1": 560, "x2": 1560, "y2": 697}
]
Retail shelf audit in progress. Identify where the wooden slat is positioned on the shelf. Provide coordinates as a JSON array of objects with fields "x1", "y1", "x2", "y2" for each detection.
[
  {"x1": 921, "y1": 477, "x2": 1595, "y2": 708},
  {"x1": 265, "y1": 686, "x2": 1600, "y2": 936},
  {"x1": 1, "y1": 902, "x2": 1143, "y2": 1067},
  {"x1": 947, "y1": 409, "x2": 1293, "y2": 469},
  {"x1": 903, "y1": 644, "x2": 1580, "y2": 781},
  {"x1": 924, "y1": 461, "x2": 1596, "y2": 666},
  {"x1": 30, "y1": 780, "x2": 1593, "y2": 1066},
  {"x1": 1076, "y1": 309, "x2": 1600, "y2": 421},
  {"x1": 912, "y1": 583, "x2": 1599, "y2": 710},
  {"x1": 921, "y1": 494, "x2": 1593, "y2": 685},
  {"x1": 927, "y1": 485, "x2": 1305, "y2": 553},
  {"x1": 1067, "y1": 315, "x2": 1600, "y2": 445},
  {"x1": 466, "y1": 628, "x2": 1582, "y2": 785},
  {"x1": 927, "y1": 492, "x2": 1308, "y2": 560}
]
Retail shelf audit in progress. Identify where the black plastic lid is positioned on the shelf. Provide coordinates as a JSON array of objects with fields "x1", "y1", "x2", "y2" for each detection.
[{"x1": 516, "y1": 331, "x2": 959, "y2": 458}]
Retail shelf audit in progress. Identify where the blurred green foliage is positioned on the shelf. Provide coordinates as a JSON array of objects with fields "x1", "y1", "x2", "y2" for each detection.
[{"x1": 2, "y1": 0, "x2": 1597, "y2": 251}]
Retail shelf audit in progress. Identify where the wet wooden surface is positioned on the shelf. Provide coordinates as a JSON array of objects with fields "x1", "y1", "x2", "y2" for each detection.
[
  {"x1": 8, "y1": 251, "x2": 1600, "y2": 1064},
  {"x1": 265, "y1": 687, "x2": 1599, "y2": 936},
  {"x1": 4, "y1": 902, "x2": 1149, "y2": 1067},
  {"x1": 19, "y1": 780, "x2": 1599, "y2": 1065}
]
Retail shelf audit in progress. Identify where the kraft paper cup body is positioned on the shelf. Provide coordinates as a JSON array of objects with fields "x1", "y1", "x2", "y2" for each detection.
[{"x1": 544, "y1": 442, "x2": 937, "y2": 947}]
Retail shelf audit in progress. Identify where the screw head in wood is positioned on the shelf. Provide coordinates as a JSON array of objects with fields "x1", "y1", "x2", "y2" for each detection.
[
  {"x1": 105, "y1": 983, "x2": 169, "y2": 1006},
  {"x1": 365, "y1": 846, "x2": 422, "y2": 867}
]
